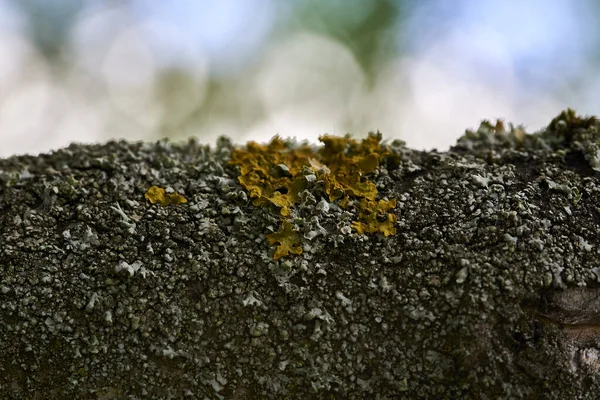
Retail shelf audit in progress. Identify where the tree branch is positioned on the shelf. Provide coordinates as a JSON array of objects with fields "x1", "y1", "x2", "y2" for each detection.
[{"x1": 1, "y1": 110, "x2": 600, "y2": 399}]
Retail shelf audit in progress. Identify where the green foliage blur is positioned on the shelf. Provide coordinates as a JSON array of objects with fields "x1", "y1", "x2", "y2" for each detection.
[
  {"x1": 3, "y1": 0, "x2": 599, "y2": 157},
  {"x1": 5, "y1": 0, "x2": 403, "y2": 148}
]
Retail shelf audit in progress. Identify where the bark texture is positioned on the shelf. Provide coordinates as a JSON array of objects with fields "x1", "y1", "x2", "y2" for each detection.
[{"x1": 2, "y1": 110, "x2": 600, "y2": 399}]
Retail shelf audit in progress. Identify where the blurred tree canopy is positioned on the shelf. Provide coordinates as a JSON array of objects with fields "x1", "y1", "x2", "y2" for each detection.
[
  {"x1": 290, "y1": 0, "x2": 402, "y2": 85},
  {"x1": 2, "y1": 0, "x2": 599, "y2": 157}
]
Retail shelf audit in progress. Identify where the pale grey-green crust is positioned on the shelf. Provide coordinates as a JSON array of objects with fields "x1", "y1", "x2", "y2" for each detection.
[{"x1": 1, "y1": 110, "x2": 600, "y2": 399}]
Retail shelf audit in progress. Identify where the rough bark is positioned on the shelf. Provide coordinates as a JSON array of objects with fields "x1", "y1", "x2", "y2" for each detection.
[{"x1": 1, "y1": 110, "x2": 600, "y2": 399}]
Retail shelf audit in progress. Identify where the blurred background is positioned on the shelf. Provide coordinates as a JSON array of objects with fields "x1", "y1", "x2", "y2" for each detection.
[{"x1": 0, "y1": 0, "x2": 598, "y2": 158}]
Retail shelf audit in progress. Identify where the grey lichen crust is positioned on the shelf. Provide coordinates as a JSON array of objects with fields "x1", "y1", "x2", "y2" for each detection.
[{"x1": 2, "y1": 110, "x2": 600, "y2": 399}]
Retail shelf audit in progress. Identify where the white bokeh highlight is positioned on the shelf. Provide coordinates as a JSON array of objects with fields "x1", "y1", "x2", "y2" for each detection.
[
  {"x1": 250, "y1": 32, "x2": 367, "y2": 145},
  {"x1": 0, "y1": 0, "x2": 598, "y2": 158}
]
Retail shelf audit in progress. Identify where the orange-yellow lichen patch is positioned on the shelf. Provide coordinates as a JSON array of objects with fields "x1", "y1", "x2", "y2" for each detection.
[
  {"x1": 229, "y1": 132, "x2": 400, "y2": 259},
  {"x1": 144, "y1": 186, "x2": 188, "y2": 206},
  {"x1": 266, "y1": 220, "x2": 303, "y2": 260},
  {"x1": 351, "y1": 199, "x2": 397, "y2": 236}
]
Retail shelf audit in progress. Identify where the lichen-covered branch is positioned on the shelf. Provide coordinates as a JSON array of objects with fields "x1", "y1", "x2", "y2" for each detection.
[{"x1": 1, "y1": 109, "x2": 600, "y2": 399}]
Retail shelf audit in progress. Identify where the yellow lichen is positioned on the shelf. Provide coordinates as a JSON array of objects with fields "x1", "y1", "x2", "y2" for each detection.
[
  {"x1": 266, "y1": 220, "x2": 303, "y2": 260},
  {"x1": 229, "y1": 131, "x2": 400, "y2": 259},
  {"x1": 351, "y1": 199, "x2": 397, "y2": 236},
  {"x1": 144, "y1": 186, "x2": 187, "y2": 206}
]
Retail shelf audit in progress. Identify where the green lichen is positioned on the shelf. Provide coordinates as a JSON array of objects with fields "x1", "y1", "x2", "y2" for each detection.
[{"x1": 228, "y1": 132, "x2": 400, "y2": 259}]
